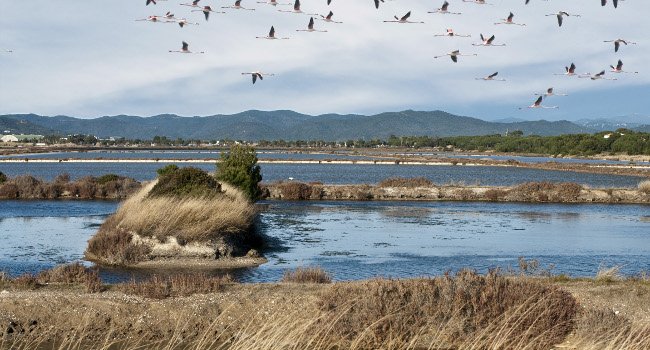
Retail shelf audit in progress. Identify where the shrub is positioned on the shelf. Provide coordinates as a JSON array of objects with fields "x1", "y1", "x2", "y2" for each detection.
[
  {"x1": 86, "y1": 222, "x2": 152, "y2": 266},
  {"x1": 278, "y1": 182, "x2": 313, "y2": 200},
  {"x1": 149, "y1": 167, "x2": 221, "y2": 198},
  {"x1": 282, "y1": 267, "x2": 332, "y2": 284},
  {"x1": 595, "y1": 265, "x2": 622, "y2": 283},
  {"x1": 12, "y1": 273, "x2": 40, "y2": 290},
  {"x1": 216, "y1": 145, "x2": 262, "y2": 201},
  {"x1": 157, "y1": 164, "x2": 179, "y2": 177},
  {"x1": 378, "y1": 177, "x2": 434, "y2": 188},
  {"x1": 117, "y1": 273, "x2": 232, "y2": 299},
  {"x1": 0, "y1": 171, "x2": 6, "y2": 184},
  {"x1": 35, "y1": 263, "x2": 104, "y2": 293},
  {"x1": 639, "y1": 180, "x2": 650, "y2": 194},
  {"x1": 95, "y1": 173, "x2": 120, "y2": 185},
  {"x1": 53, "y1": 173, "x2": 70, "y2": 183},
  {"x1": 484, "y1": 188, "x2": 507, "y2": 201}
]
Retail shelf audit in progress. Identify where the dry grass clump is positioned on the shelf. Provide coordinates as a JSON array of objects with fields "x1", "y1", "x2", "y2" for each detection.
[
  {"x1": 507, "y1": 181, "x2": 583, "y2": 202},
  {"x1": 378, "y1": 177, "x2": 434, "y2": 188},
  {"x1": 570, "y1": 308, "x2": 650, "y2": 349},
  {"x1": 484, "y1": 188, "x2": 508, "y2": 201},
  {"x1": 9, "y1": 263, "x2": 103, "y2": 293},
  {"x1": 86, "y1": 180, "x2": 257, "y2": 266},
  {"x1": 117, "y1": 273, "x2": 232, "y2": 299},
  {"x1": 0, "y1": 173, "x2": 140, "y2": 199},
  {"x1": 595, "y1": 264, "x2": 622, "y2": 283},
  {"x1": 316, "y1": 270, "x2": 577, "y2": 349},
  {"x1": 281, "y1": 267, "x2": 332, "y2": 284},
  {"x1": 638, "y1": 180, "x2": 650, "y2": 194},
  {"x1": 277, "y1": 181, "x2": 313, "y2": 200}
]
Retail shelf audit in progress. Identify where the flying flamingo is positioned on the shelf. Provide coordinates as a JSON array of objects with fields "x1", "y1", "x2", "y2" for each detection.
[
  {"x1": 610, "y1": 60, "x2": 638, "y2": 74},
  {"x1": 257, "y1": 26, "x2": 290, "y2": 39},
  {"x1": 495, "y1": 12, "x2": 526, "y2": 26},
  {"x1": 473, "y1": 34, "x2": 506, "y2": 46},
  {"x1": 520, "y1": 96, "x2": 558, "y2": 109},
  {"x1": 434, "y1": 49, "x2": 477, "y2": 63},
  {"x1": 169, "y1": 41, "x2": 204, "y2": 54},
  {"x1": 428, "y1": 1, "x2": 461, "y2": 15},
  {"x1": 257, "y1": 0, "x2": 291, "y2": 6},
  {"x1": 2, "y1": 49, "x2": 12, "y2": 53},
  {"x1": 192, "y1": 6, "x2": 225, "y2": 20},
  {"x1": 475, "y1": 72, "x2": 506, "y2": 81},
  {"x1": 434, "y1": 28, "x2": 471, "y2": 37},
  {"x1": 241, "y1": 71, "x2": 274, "y2": 84},
  {"x1": 535, "y1": 87, "x2": 568, "y2": 97},
  {"x1": 223, "y1": 0, "x2": 255, "y2": 10},
  {"x1": 181, "y1": 0, "x2": 201, "y2": 8},
  {"x1": 175, "y1": 18, "x2": 200, "y2": 27},
  {"x1": 462, "y1": 0, "x2": 493, "y2": 5},
  {"x1": 580, "y1": 71, "x2": 617, "y2": 81},
  {"x1": 319, "y1": 11, "x2": 342, "y2": 23},
  {"x1": 279, "y1": 0, "x2": 317, "y2": 15},
  {"x1": 384, "y1": 11, "x2": 425, "y2": 24},
  {"x1": 601, "y1": 0, "x2": 623, "y2": 8},
  {"x1": 135, "y1": 15, "x2": 170, "y2": 23},
  {"x1": 603, "y1": 39, "x2": 636, "y2": 53},
  {"x1": 546, "y1": 11, "x2": 580, "y2": 27},
  {"x1": 554, "y1": 63, "x2": 583, "y2": 77},
  {"x1": 296, "y1": 17, "x2": 328, "y2": 32}
]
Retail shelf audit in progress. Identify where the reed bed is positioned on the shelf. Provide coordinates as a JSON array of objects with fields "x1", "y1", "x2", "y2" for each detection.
[{"x1": 117, "y1": 273, "x2": 233, "y2": 299}]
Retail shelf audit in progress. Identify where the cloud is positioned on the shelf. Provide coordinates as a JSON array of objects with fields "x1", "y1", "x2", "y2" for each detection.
[{"x1": 0, "y1": 0, "x2": 648, "y2": 121}]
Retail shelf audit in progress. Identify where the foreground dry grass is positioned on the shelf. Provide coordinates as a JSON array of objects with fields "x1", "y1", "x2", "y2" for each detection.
[
  {"x1": 85, "y1": 181, "x2": 258, "y2": 266},
  {"x1": 2, "y1": 270, "x2": 649, "y2": 349}
]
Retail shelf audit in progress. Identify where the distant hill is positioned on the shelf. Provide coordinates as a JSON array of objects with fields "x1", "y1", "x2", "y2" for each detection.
[
  {"x1": 0, "y1": 116, "x2": 57, "y2": 136},
  {"x1": 1, "y1": 110, "x2": 598, "y2": 141}
]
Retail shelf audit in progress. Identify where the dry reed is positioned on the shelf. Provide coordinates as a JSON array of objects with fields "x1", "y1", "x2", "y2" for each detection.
[
  {"x1": 117, "y1": 273, "x2": 233, "y2": 299},
  {"x1": 638, "y1": 180, "x2": 650, "y2": 194},
  {"x1": 281, "y1": 267, "x2": 332, "y2": 284}
]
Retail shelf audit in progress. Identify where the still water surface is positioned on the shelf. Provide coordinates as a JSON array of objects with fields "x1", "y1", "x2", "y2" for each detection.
[
  {"x1": 0, "y1": 162, "x2": 645, "y2": 188},
  {"x1": 1, "y1": 200, "x2": 648, "y2": 283}
]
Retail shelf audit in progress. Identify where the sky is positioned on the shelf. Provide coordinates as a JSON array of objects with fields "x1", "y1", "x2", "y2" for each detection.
[{"x1": 0, "y1": 0, "x2": 649, "y2": 123}]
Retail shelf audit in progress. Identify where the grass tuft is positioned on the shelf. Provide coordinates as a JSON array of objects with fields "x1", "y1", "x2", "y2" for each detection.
[
  {"x1": 595, "y1": 264, "x2": 622, "y2": 283},
  {"x1": 638, "y1": 180, "x2": 650, "y2": 194},
  {"x1": 281, "y1": 267, "x2": 332, "y2": 284}
]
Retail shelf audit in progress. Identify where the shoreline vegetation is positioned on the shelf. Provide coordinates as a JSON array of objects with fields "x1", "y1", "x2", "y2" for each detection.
[
  {"x1": 0, "y1": 265, "x2": 648, "y2": 349},
  {"x1": 1, "y1": 171, "x2": 649, "y2": 204}
]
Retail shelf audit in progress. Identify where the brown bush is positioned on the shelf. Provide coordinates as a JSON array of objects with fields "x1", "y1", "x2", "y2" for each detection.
[
  {"x1": 316, "y1": 270, "x2": 577, "y2": 349},
  {"x1": 639, "y1": 180, "x2": 650, "y2": 194},
  {"x1": 277, "y1": 181, "x2": 313, "y2": 200},
  {"x1": 455, "y1": 188, "x2": 476, "y2": 201},
  {"x1": 378, "y1": 177, "x2": 434, "y2": 188},
  {"x1": 117, "y1": 273, "x2": 232, "y2": 299},
  {"x1": 570, "y1": 308, "x2": 650, "y2": 349},
  {"x1": 281, "y1": 267, "x2": 332, "y2": 284},
  {"x1": 0, "y1": 182, "x2": 19, "y2": 198},
  {"x1": 353, "y1": 185, "x2": 374, "y2": 200},
  {"x1": 484, "y1": 188, "x2": 508, "y2": 201},
  {"x1": 34, "y1": 263, "x2": 104, "y2": 293},
  {"x1": 86, "y1": 221, "x2": 151, "y2": 266},
  {"x1": 507, "y1": 182, "x2": 583, "y2": 202},
  {"x1": 12, "y1": 273, "x2": 40, "y2": 290}
]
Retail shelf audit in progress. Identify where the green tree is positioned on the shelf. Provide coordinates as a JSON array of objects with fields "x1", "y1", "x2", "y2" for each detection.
[
  {"x1": 216, "y1": 145, "x2": 262, "y2": 201},
  {"x1": 157, "y1": 164, "x2": 179, "y2": 177}
]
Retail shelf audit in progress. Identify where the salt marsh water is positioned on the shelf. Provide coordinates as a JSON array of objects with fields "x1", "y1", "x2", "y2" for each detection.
[
  {"x1": 0, "y1": 162, "x2": 645, "y2": 187},
  {"x1": 1, "y1": 200, "x2": 648, "y2": 283}
]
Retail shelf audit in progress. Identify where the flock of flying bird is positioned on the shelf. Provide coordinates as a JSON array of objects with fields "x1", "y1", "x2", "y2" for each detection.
[{"x1": 2, "y1": 0, "x2": 638, "y2": 111}]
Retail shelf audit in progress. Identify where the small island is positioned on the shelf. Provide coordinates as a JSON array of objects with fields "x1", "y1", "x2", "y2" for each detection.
[{"x1": 85, "y1": 146, "x2": 266, "y2": 269}]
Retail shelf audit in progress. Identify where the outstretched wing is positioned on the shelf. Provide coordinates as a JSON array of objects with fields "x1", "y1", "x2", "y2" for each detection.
[
  {"x1": 488, "y1": 72, "x2": 498, "y2": 79},
  {"x1": 269, "y1": 26, "x2": 275, "y2": 37},
  {"x1": 401, "y1": 11, "x2": 411, "y2": 21}
]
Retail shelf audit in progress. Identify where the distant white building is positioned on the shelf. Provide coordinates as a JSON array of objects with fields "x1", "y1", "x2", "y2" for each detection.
[{"x1": 1, "y1": 134, "x2": 44, "y2": 143}]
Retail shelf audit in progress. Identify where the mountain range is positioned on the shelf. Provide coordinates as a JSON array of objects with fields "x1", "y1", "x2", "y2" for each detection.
[{"x1": 1, "y1": 110, "x2": 647, "y2": 141}]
